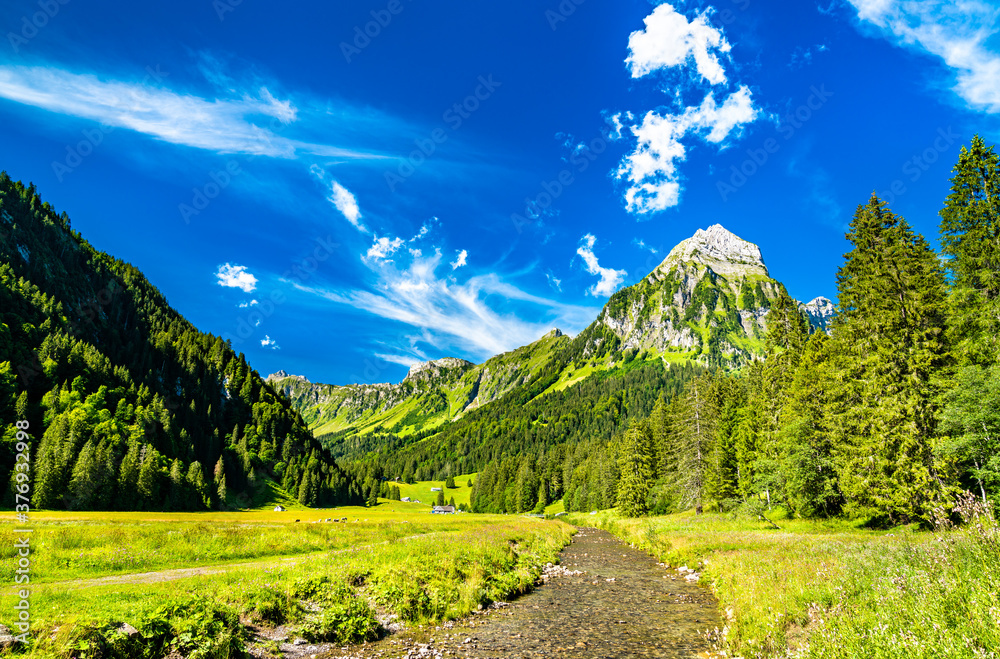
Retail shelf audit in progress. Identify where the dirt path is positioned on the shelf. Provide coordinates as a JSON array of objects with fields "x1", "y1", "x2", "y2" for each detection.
[{"x1": 327, "y1": 527, "x2": 721, "y2": 659}]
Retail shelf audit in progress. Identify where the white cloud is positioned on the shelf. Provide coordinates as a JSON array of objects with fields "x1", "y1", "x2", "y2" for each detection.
[
  {"x1": 291, "y1": 250, "x2": 598, "y2": 359},
  {"x1": 577, "y1": 234, "x2": 627, "y2": 298},
  {"x1": 633, "y1": 238, "x2": 658, "y2": 254},
  {"x1": 261, "y1": 335, "x2": 280, "y2": 349},
  {"x1": 329, "y1": 180, "x2": 367, "y2": 232},
  {"x1": 450, "y1": 249, "x2": 468, "y2": 270},
  {"x1": 613, "y1": 3, "x2": 761, "y2": 215},
  {"x1": 215, "y1": 264, "x2": 258, "y2": 293},
  {"x1": 237, "y1": 299, "x2": 259, "y2": 308},
  {"x1": 617, "y1": 86, "x2": 758, "y2": 214},
  {"x1": 847, "y1": 0, "x2": 1000, "y2": 113},
  {"x1": 625, "y1": 2, "x2": 732, "y2": 85},
  {"x1": 0, "y1": 64, "x2": 389, "y2": 159},
  {"x1": 366, "y1": 235, "x2": 405, "y2": 262},
  {"x1": 546, "y1": 273, "x2": 563, "y2": 292},
  {"x1": 375, "y1": 353, "x2": 423, "y2": 368}
]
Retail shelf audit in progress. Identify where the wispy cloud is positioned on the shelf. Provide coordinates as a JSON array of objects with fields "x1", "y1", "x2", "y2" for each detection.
[
  {"x1": 613, "y1": 3, "x2": 761, "y2": 215},
  {"x1": 237, "y1": 299, "x2": 259, "y2": 308},
  {"x1": 366, "y1": 235, "x2": 405, "y2": 262},
  {"x1": 329, "y1": 180, "x2": 366, "y2": 231},
  {"x1": 375, "y1": 353, "x2": 423, "y2": 368},
  {"x1": 291, "y1": 250, "x2": 598, "y2": 359},
  {"x1": 0, "y1": 63, "x2": 394, "y2": 159},
  {"x1": 847, "y1": 0, "x2": 1000, "y2": 113},
  {"x1": 450, "y1": 249, "x2": 468, "y2": 270},
  {"x1": 633, "y1": 238, "x2": 659, "y2": 254},
  {"x1": 261, "y1": 335, "x2": 280, "y2": 349},
  {"x1": 216, "y1": 263, "x2": 258, "y2": 293},
  {"x1": 577, "y1": 234, "x2": 627, "y2": 297}
]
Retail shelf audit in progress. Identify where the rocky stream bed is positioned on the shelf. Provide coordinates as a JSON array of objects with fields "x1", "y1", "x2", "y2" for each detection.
[{"x1": 316, "y1": 527, "x2": 721, "y2": 659}]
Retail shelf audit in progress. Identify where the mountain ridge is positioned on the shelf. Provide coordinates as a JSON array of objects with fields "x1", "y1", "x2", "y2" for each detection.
[{"x1": 277, "y1": 224, "x2": 834, "y2": 442}]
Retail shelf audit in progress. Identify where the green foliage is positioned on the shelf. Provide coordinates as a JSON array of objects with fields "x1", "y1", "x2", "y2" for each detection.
[
  {"x1": 939, "y1": 135, "x2": 1000, "y2": 366},
  {"x1": 938, "y1": 365, "x2": 1000, "y2": 507},
  {"x1": 615, "y1": 421, "x2": 653, "y2": 516},
  {"x1": 829, "y1": 194, "x2": 950, "y2": 523}
]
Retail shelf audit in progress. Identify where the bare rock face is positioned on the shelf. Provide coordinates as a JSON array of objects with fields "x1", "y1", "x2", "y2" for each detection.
[
  {"x1": 403, "y1": 358, "x2": 475, "y2": 383},
  {"x1": 656, "y1": 223, "x2": 769, "y2": 281}
]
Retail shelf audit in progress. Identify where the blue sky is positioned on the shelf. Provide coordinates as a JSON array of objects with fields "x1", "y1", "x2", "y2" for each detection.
[{"x1": 1, "y1": 0, "x2": 999, "y2": 384}]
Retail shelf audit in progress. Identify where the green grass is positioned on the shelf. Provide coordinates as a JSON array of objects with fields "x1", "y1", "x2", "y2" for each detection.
[
  {"x1": 570, "y1": 500, "x2": 1000, "y2": 658},
  {"x1": 394, "y1": 474, "x2": 476, "y2": 507},
  {"x1": 0, "y1": 505, "x2": 485, "y2": 583},
  {"x1": 0, "y1": 510, "x2": 574, "y2": 658},
  {"x1": 543, "y1": 499, "x2": 565, "y2": 515}
]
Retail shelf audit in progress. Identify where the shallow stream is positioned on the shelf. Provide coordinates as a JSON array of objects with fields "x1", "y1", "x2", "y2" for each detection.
[{"x1": 329, "y1": 526, "x2": 721, "y2": 658}]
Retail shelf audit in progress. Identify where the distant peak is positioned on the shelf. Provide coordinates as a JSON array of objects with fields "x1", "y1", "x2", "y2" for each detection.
[
  {"x1": 267, "y1": 370, "x2": 309, "y2": 383},
  {"x1": 544, "y1": 328, "x2": 564, "y2": 339},
  {"x1": 659, "y1": 224, "x2": 767, "y2": 276},
  {"x1": 805, "y1": 296, "x2": 834, "y2": 310}
]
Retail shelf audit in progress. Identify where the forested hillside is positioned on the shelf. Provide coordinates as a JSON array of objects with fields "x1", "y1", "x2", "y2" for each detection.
[
  {"x1": 607, "y1": 136, "x2": 1000, "y2": 525},
  {"x1": 0, "y1": 173, "x2": 361, "y2": 510},
  {"x1": 344, "y1": 136, "x2": 1000, "y2": 524}
]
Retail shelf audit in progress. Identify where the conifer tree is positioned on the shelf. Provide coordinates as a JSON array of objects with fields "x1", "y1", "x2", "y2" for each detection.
[
  {"x1": 672, "y1": 375, "x2": 718, "y2": 514},
  {"x1": 779, "y1": 332, "x2": 842, "y2": 517},
  {"x1": 939, "y1": 135, "x2": 1000, "y2": 365},
  {"x1": 829, "y1": 194, "x2": 949, "y2": 523},
  {"x1": 436, "y1": 489, "x2": 445, "y2": 506},
  {"x1": 615, "y1": 421, "x2": 653, "y2": 517},
  {"x1": 186, "y1": 461, "x2": 208, "y2": 509},
  {"x1": 214, "y1": 458, "x2": 227, "y2": 509}
]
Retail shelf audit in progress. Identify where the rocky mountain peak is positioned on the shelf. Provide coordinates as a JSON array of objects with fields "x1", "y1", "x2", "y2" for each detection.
[
  {"x1": 404, "y1": 357, "x2": 475, "y2": 383},
  {"x1": 801, "y1": 296, "x2": 836, "y2": 333},
  {"x1": 658, "y1": 224, "x2": 768, "y2": 278},
  {"x1": 266, "y1": 370, "x2": 309, "y2": 383}
]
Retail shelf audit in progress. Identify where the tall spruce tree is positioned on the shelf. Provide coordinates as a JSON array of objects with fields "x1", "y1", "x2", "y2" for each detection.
[
  {"x1": 671, "y1": 375, "x2": 718, "y2": 514},
  {"x1": 778, "y1": 332, "x2": 842, "y2": 517},
  {"x1": 830, "y1": 194, "x2": 950, "y2": 523},
  {"x1": 615, "y1": 421, "x2": 653, "y2": 516},
  {"x1": 939, "y1": 135, "x2": 1000, "y2": 365}
]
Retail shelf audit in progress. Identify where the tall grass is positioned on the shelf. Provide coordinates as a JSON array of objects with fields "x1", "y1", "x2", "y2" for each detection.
[{"x1": 1, "y1": 515, "x2": 574, "y2": 658}]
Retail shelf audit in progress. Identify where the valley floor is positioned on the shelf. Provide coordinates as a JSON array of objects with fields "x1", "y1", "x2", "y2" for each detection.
[
  {"x1": 0, "y1": 503, "x2": 573, "y2": 658},
  {"x1": 2, "y1": 503, "x2": 997, "y2": 658}
]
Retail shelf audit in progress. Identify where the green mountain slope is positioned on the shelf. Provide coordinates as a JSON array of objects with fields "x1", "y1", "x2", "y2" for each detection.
[
  {"x1": 279, "y1": 225, "x2": 826, "y2": 455},
  {"x1": 0, "y1": 173, "x2": 360, "y2": 510},
  {"x1": 268, "y1": 328, "x2": 571, "y2": 437}
]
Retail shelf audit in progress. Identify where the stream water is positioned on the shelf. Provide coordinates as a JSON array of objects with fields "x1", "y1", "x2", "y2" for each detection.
[{"x1": 328, "y1": 527, "x2": 721, "y2": 659}]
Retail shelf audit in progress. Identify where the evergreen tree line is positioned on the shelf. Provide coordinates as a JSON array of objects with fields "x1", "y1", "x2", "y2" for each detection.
[
  {"x1": 0, "y1": 173, "x2": 362, "y2": 510},
  {"x1": 612, "y1": 136, "x2": 1000, "y2": 524}
]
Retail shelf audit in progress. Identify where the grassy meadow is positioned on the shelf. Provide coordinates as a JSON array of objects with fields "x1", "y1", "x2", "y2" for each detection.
[
  {"x1": 0, "y1": 498, "x2": 573, "y2": 658},
  {"x1": 394, "y1": 473, "x2": 477, "y2": 508},
  {"x1": 569, "y1": 499, "x2": 1000, "y2": 659}
]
